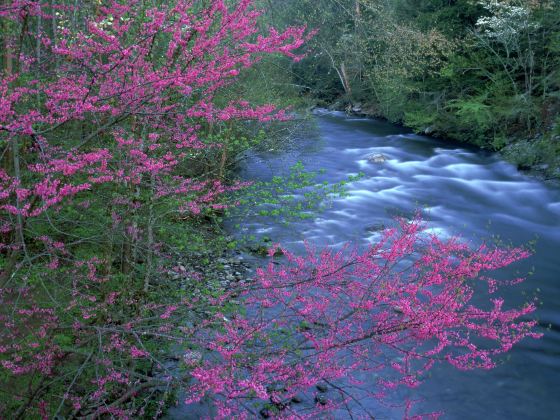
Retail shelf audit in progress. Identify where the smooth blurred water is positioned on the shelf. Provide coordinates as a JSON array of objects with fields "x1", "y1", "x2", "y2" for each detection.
[
  {"x1": 168, "y1": 111, "x2": 560, "y2": 419},
  {"x1": 233, "y1": 110, "x2": 560, "y2": 419}
]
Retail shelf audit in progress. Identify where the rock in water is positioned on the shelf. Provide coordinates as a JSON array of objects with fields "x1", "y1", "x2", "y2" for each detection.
[
  {"x1": 365, "y1": 223, "x2": 386, "y2": 232},
  {"x1": 291, "y1": 395, "x2": 303, "y2": 403},
  {"x1": 367, "y1": 153, "x2": 387, "y2": 164},
  {"x1": 315, "y1": 394, "x2": 328, "y2": 405},
  {"x1": 316, "y1": 383, "x2": 328, "y2": 393}
]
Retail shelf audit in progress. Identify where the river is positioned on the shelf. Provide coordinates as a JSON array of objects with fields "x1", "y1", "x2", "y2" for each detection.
[
  {"x1": 238, "y1": 110, "x2": 559, "y2": 419},
  {"x1": 169, "y1": 110, "x2": 560, "y2": 419}
]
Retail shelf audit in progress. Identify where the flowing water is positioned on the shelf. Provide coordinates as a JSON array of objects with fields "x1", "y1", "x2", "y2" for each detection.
[
  {"x1": 239, "y1": 110, "x2": 560, "y2": 419},
  {"x1": 169, "y1": 110, "x2": 560, "y2": 419}
]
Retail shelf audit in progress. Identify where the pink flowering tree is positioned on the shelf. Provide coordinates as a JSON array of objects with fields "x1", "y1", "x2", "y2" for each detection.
[
  {"x1": 0, "y1": 0, "x2": 309, "y2": 416},
  {"x1": 182, "y1": 216, "x2": 540, "y2": 418},
  {"x1": 0, "y1": 1, "x2": 540, "y2": 418}
]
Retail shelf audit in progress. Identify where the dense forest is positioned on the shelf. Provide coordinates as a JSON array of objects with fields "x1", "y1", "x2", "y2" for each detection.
[
  {"x1": 274, "y1": 0, "x2": 560, "y2": 175},
  {"x1": 6, "y1": 1, "x2": 559, "y2": 165},
  {"x1": 0, "y1": 1, "x2": 556, "y2": 419}
]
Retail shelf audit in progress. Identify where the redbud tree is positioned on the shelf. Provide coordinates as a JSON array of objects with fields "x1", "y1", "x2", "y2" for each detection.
[
  {"x1": 183, "y1": 216, "x2": 540, "y2": 418},
  {"x1": 0, "y1": 0, "x2": 540, "y2": 418}
]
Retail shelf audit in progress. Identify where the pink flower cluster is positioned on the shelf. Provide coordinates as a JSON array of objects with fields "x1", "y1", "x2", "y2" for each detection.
[{"x1": 184, "y1": 217, "x2": 541, "y2": 418}]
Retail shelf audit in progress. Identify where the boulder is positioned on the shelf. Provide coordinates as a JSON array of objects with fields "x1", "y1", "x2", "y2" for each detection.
[
  {"x1": 351, "y1": 102, "x2": 363, "y2": 114},
  {"x1": 367, "y1": 153, "x2": 388, "y2": 164},
  {"x1": 424, "y1": 126, "x2": 435, "y2": 135}
]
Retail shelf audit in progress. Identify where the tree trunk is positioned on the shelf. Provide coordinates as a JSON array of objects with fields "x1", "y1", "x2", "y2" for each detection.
[{"x1": 341, "y1": 62, "x2": 352, "y2": 97}]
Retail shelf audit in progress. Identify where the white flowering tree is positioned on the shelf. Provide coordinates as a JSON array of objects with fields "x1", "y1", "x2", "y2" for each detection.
[
  {"x1": 476, "y1": 1, "x2": 538, "y2": 57},
  {"x1": 474, "y1": 0, "x2": 542, "y2": 96}
]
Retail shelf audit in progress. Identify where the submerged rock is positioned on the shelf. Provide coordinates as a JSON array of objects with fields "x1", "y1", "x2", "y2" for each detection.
[
  {"x1": 291, "y1": 395, "x2": 303, "y2": 404},
  {"x1": 315, "y1": 394, "x2": 328, "y2": 405},
  {"x1": 365, "y1": 223, "x2": 386, "y2": 232},
  {"x1": 316, "y1": 383, "x2": 328, "y2": 393}
]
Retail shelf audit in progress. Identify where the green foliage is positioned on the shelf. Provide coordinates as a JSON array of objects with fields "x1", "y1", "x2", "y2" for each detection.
[
  {"x1": 446, "y1": 95, "x2": 494, "y2": 144},
  {"x1": 404, "y1": 108, "x2": 438, "y2": 133},
  {"x1": 228, "y1": 161, "x2": 364, "y2": 244},
  {"x1": 503, "y1": 136, "x2": 560, "y2": 173}
]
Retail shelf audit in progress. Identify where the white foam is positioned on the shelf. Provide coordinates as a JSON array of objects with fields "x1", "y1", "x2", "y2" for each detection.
[{"x1": 547, "y1": 202, "x2": 560, "y2": 216}]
